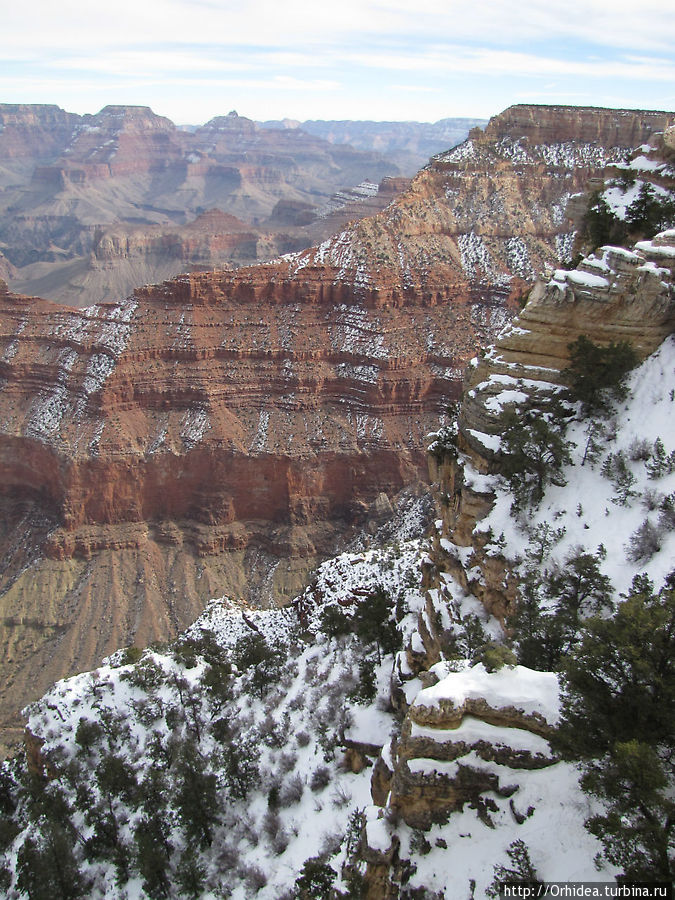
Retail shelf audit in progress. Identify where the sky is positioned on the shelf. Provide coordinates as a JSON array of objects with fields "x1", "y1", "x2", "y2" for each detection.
[{"x1": 3, "y1": 0, "x2": 675, "y2": 125}]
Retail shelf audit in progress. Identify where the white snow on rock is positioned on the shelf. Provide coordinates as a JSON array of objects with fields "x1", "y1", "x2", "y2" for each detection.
[{"x1": 414, "y1": 663, "x2": 561, "y2": 725}]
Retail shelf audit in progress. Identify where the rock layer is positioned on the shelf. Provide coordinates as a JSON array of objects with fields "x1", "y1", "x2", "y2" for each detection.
[{"x1": 0, "y1": 263, "x2": 483, "y2": 744}]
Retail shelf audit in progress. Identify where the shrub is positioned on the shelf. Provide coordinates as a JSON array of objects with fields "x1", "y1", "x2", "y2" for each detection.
[
  {"x1": 240, "y1": 863, "x2": 267, "y2": 893},
  {"x1": 296, "y1": 730, "x2": 311, "y2": 748},
  {"x1": 479, "y1": 642, "x2": 517, "y2": 672},
  {"x1": 626, "y1": 519, "x2": 662, "y2": 563},
  {"x1": 628, "y1": 437, "x2": 652, "y2": 462},
  {"x1": 278, "y1": 750, "x2": 298, "y2": 774},
  {"x1": 310, "y1": 766, "x2": 331, "y2": 792},
  {"x1": 278, "y1": 772, "x2": 304, "y2": 807},
  {"x1": 486, "y1": 840, "x2": 542, "y2": 897}
]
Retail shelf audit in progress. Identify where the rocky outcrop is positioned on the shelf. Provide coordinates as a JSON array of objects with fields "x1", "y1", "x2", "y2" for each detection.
[
  {"x1": 361, "y1": 228, "x2": 675, "y2": 893},
  {"x1": 477, "y1": 104, "x2": 673, "y2": 147},
  {"x1": 280, "y1": 105, "x2": 675, "y2": 318}
]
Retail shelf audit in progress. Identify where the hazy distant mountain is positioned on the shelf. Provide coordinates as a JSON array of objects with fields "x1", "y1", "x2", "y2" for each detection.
[{"x1": 258, "y1": 117, "x2": 488, "y2": 173}]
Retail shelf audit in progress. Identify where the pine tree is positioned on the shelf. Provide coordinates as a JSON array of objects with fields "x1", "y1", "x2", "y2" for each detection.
[
  {"x1": 486, "y1": 839, "x2": 542, "y2": 897},
  {"x1": 556, "y1": 573, "x2": 675, "y2": 879},
  {"x1": 17, "y1": 822, "x2": 89, "y2": 900},
  {"x1": 510, "y1": 547, "x2": 612, "y2": 671},
  {"x1": 563, "y1": 335, "x2": 637, "y2": 415},
  {"x1": 174, "y1": 744, "x2": 220, "y2": 848},
  {"x1": 294, "y1": 857, "x2": 336, "y2": 898},
  {"x1": 352, "y1": 586, "x2": 401, "y2": 663},
  {"x1": 499, "y1": 406, "x2": 573, "y2": 508}
]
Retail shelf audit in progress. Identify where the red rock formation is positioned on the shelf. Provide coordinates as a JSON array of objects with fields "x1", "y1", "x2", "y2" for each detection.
[
  {"x1": 1, "y1": 102, "x2": 673, "y2": 748},
  {"x1": 0, "y1": 260, "x2": 493, "y2": 742}
]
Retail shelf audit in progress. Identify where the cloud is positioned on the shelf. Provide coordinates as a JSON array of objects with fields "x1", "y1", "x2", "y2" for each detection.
[
  {"x1": 5, "y1": 0, "x2": 675, "y2": 55},
  {"x1": 3, "y1": 0, "x2": 674, "y2": 122}
]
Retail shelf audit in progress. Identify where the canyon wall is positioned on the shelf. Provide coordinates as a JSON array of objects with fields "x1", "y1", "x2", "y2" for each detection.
[{"x1": 1, "y1": 102, "x2": 672, "y2": 750}]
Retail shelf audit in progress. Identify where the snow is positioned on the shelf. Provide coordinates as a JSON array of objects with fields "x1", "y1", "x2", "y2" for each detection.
[
  {"x1": 364, "y1": 808, "x2": 393, "y2": 852},
  {"x1": 410, "y1": 716, "x2": 552, "y2": 756},
  {"x1": 467, "y1": 428, "x2": 502, "y2": 452},
  {"x1": 565, "y1": 270, "x2": 610, "y2": 289},
  {"x1": 414, "y1": 663, "x2": 560, "y2": 725},
  {"x1": 249, "y1": 409, "x2": 269, "y2": 452},
  {"x1": 458, "y1": 232, "x2": 512, "y2": 287},
  {"x1": 478, "y1": 334, "x2": 675, "y2": 597}
]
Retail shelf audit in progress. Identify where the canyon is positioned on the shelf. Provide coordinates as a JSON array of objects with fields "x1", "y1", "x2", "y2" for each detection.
[
  {"x1": 0, "y1": 103, "x2": 673, "y2": 751},
  {"x1": 0, "y1": 104, "x2": 461, "y2": 307}
]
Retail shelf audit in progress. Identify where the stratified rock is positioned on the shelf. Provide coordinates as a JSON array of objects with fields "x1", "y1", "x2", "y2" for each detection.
[
  {"x1": 386, "y1": 664, "x2": 559, "y2": 829},
  {"x1": 0, "y1": 260, "x2": 479, "y2": 741}
]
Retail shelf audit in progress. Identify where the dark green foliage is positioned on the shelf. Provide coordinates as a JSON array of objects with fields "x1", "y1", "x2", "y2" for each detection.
[
  {"x1": 486, "y1": 839, "x2": 541, "y2": 897},
  {"x1": 350, "y1": 657, "x2": 377, "y2": 704},
  {"x1": 499, "y1": 406, "x2": 573, "y2": 508},
  {"x1": 175, "y1": 846, "x2": 206, "y2": 899},
  {"x1": 582, "y1": 183, "x2": 675, "y2": 250},
  {"x1": 352, "y1": 586, "x2": 401, "y2": 663},
  {"x1": 233, "y1": 632, "x2": 284, "y2": 698},
  {"x1": 74, "y1": 718, "x2": 103, "y2": 754},
  {"x1": 454, "y1": 613, "x2": 489, "y2": 661},
  {"x1": 427, "y1": 421, "x2": 459, "y2": 462},
  {"x1": 583, "y1": 191, "x2": 626, "y2": 249},
  {"x1": 118, "y1": 645, "x2": 143, "y2": 666},
  {"x1": 17, "y1": 822, "x2": 89, "y2": 900},
  {"x1": 601, "y1": 450, "x2": 637, "y2": 505},
  {"x1": 96, "y1": 752, "x2": 138, "y2": 805},
  {"x1": 174, "y1": 746, "x2": 219, "y2": 848},
  {"x1": 134, "y1": 815, "x2": 173, "y2": 899},
  {"x1": 509, "y1": 546, "x2": 612, "y2": 670},
  {"x1": 0, "y1": 765, "x2": 19, "y2": 851},
  {"x1": 563, "y1": 335, "x2": 638, "y2": 415},
  {"x1": 659, "y1": 492, "x2": 675, "y2": 531},
  {"x1": 120, "y1": 657, "x2": 165, "y2": 692},
  {"x1": 625, "y1": 182, "x2": 675, "y2": 237},
  {"x1": 294, "y1": 857, "x2": 336, "y2": 898},
  {"x1": 647, "y1": 437, "x2": 675, "y2": 479},
  {"x1": 556, "y1": 573, "x2": 675, "y2": 879},
  {"x1": 478, "y1": 642, "x2": 517, "y2": 672},
  {"x1": 220, "y1": 736, "x2": 260, "y2": 800},
  {"x1": 174, "y1": 628, "x2": 231, "y2": 670},
  {"x1": 320, "y1": 604, "x2": 351, "y2": 642}
]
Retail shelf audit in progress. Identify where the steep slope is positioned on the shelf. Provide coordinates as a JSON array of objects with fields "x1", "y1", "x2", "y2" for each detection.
[
  {"x1": 278, "y1": 105, "x2": 674, "y2": 312},
  {"x1": 2, "y1": 238, "x2": 674, "y2": 897},
  {"x1": 361, "y1": 231, "x2": 675, "y2": 895},
  {"x1": 0, "y1": 261, "x2": 463, "y2": 744}
]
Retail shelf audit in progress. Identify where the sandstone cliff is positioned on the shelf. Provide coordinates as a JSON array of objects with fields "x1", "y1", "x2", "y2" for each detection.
[
  {"x1": 280, "y1": 105, "x2": 674, "y2": 312},
  {"x1": 356, "y1": 227, "x2": 675, "y2": 896},
  {"x1": 0, "y1": 259, "x2": 479, "y2": 746}
]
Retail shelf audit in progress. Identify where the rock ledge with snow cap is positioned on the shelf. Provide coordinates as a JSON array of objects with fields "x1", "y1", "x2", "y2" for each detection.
[{"x1": 411, "y1": 662, "x2": 559, "y2": 736}]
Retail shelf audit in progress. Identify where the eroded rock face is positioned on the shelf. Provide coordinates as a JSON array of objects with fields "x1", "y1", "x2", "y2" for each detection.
[
  {"x1": 0, "y1": 104, "x2": 403, "y2": 306},
  {"x1": 281, "y1": 105, "x2": 674, "y2": 316},
  {"x1": 0, "y1": 262, "x2": 484, "y2": 742}
]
